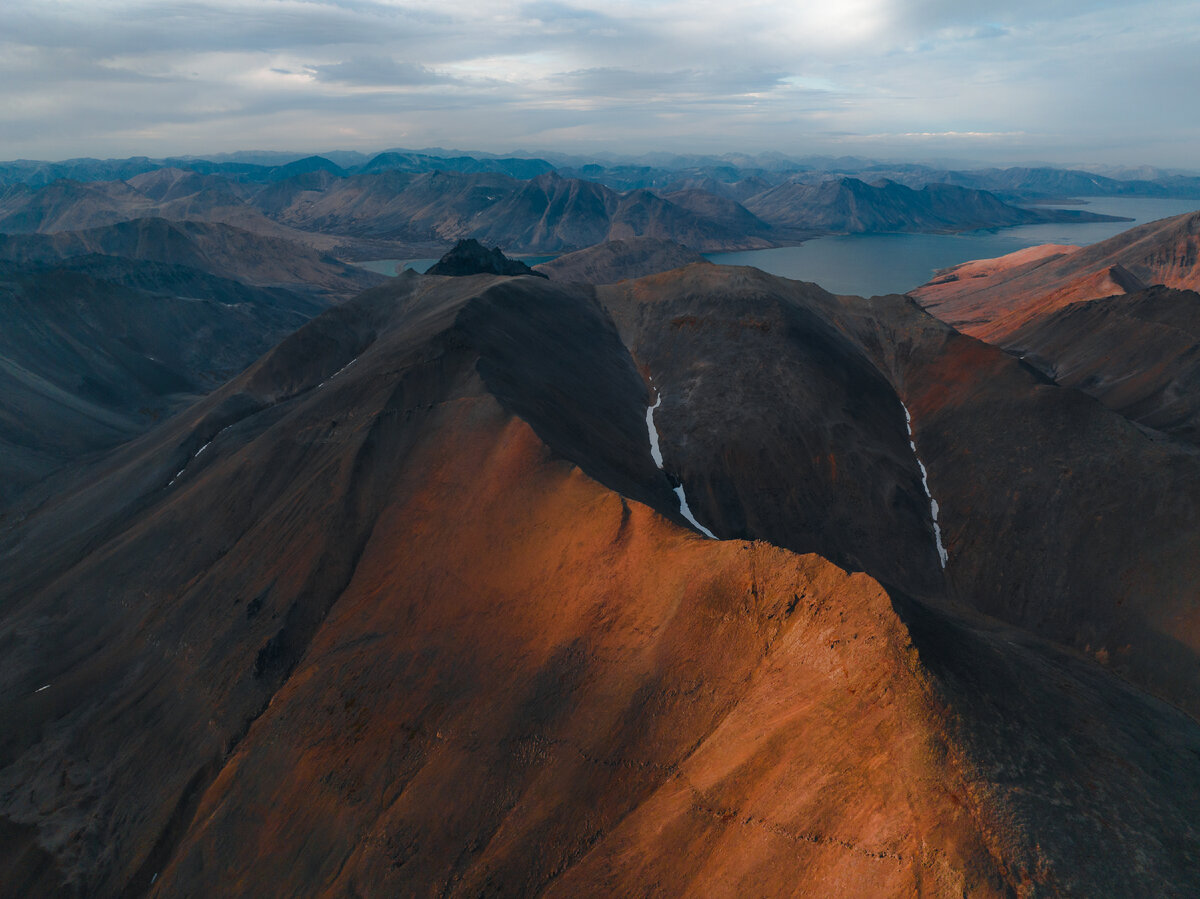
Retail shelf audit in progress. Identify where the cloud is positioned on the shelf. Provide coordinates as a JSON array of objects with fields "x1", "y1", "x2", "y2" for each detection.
[
  {"x1": 555, "y1": 67, "x2": 790, "y2": 98},
  {"x1": 0, "y1": 0, "x2": 1197, "y2": 166},
  {"x1": 309, "y1": 58, "x2": 453, "y2": 86}
]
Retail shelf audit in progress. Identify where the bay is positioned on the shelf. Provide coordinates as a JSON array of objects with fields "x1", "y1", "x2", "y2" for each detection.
[{"x1": 705, "y1": 197, "x2": 1200, "y2": 297}]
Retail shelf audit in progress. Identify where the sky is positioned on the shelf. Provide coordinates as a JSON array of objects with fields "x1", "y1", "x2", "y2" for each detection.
[{"x1": 1, "y1": 0, "x2": 1198, "y2": 168}]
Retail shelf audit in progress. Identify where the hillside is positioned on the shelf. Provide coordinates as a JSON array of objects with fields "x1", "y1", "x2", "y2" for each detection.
[
  {"x1": 1002, "y1": 285, "x2": 1200, "y2": 444},
  {"x1": 0, "y1": 217, "x2": 384, "y2": 299},
  {"x1": 2, "y1": 263, "x2": 1199, "y2": 896},
  {"x1": 910, "y1": 209, "x2": 1200, "y2": 340},
  {"x1": 0, "y1": 261, "x2": 320, "y2": 506}
]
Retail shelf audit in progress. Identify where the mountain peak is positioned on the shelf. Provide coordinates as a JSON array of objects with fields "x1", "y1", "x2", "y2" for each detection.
[{"x1": 426, "y1": 238, "x2": 548, "y2": 278}]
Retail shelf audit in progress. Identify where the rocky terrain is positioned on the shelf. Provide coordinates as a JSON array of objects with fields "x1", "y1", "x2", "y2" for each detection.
[
  {"x1": 2, "y1": 237, "x2": 1199, "y2": 896},
  {"x1": 1002, "y1": 285, "x2": 1200, "y2": 444},
  {"x1": 0, "y1": 217, "x2": 383, "y2": 300},
  {"x1": 426, "y1": 239, "x2": 547, "y2": 278}
]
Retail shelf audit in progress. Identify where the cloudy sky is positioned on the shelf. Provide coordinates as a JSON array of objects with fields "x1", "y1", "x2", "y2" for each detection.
[{"x1": 2, "y1": 0, "x2": 1198, "y2": 167}]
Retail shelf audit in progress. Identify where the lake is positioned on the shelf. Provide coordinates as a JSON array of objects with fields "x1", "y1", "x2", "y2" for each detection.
[{"x1": 704, "y1": 197, "x2": 1200, "y2": 297}]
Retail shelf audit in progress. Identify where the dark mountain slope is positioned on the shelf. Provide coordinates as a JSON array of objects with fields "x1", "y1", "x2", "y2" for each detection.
[
  {"x1": 600, "y1": 264, "x2": 946, "y2": 599},
  {"x1": 0, "y1": 217, "x2": 383, "y2": 299},
  {"x1": 0, "y1": 261, "x2": 318, "y2": 507},
  {"x1": 534, "y1": 237, "x2": 707, "y2": 283},
  {"x1": 598, "y1": 265, "x2": 1200, "y2": 717},
  {"x1": 1003, "y1": 286, "x2": 1200, "y2": 444},
  {"x1": 818, "y1": 290, "x2": 1200, "y2": 714},
  {"x1": 0, "y1": 179, "x2": 149, "y2": 233}
]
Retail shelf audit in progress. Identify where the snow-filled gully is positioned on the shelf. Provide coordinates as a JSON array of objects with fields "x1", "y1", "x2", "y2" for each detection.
[
  {"x1": 903, "y1": 403, "x2": 948, "y2": 568},
  {"x1": 316, "y1": 356, "x2": 358, "y2": 389},
  {"x1": 167, "y1": 356, "x2": 360, "y2": 491},
  {"x1": 167, "y1": 424, "x2": 232, "y2": 488},
  {"x1": 646, "y1": 384, "x2": 718, "y2": 540}
]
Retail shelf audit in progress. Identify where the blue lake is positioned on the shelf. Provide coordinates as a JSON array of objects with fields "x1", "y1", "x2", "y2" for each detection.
[{"x1": 704, "y1": 197, "x2": 1200, "y2": 297}]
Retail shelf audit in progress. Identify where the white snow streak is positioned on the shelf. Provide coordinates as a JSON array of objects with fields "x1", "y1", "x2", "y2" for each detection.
[
  {"x1": 903, "y1": 403, "x2": 948, "y2": 568},
  {"x1": 34, "y1": 684, "x2": 51, "y2": 694},
  {"x1": 317, "y1": 356, "x2": 358, "y2": 389},
  {"x1": 674, "y1": 486, "x2": 719, "y2": 540},
  {"x1": 646, "y1": 387, "x2": 718, "y2": 540},
  {"x1": 646, "y1": 393, "x2": 664, "y2": 468},
  {"x1": 167, "y1": 426, "x2": 230, "y2": 487}
]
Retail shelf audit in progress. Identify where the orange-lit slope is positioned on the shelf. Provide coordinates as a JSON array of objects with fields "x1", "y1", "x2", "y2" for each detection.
[
  {"x1": 911, "y1": 210, "x2": 1200, "y2": 340},
  {"x1": 148, "y1": 392, "x2": 1009, "y2": 897}
]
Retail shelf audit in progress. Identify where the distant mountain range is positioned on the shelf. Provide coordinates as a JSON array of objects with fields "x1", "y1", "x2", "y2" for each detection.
[
  {"x1": 0, "y1": 160, "x2": 1134, "y2": 257},
  {"x1": 4, "y1": 151, "x2": 1198, "y2": 202}
]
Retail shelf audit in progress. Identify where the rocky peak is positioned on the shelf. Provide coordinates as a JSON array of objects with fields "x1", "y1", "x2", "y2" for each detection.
[{"x1": 426, "y1": 238, "x2": 548, "y2": 278}]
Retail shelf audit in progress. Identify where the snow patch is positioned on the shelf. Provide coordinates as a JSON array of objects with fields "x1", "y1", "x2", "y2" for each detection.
[
  {"x1": 34, "y1": 684, "x2": 51, "y2": 694},
  {"x1": 646, "y1": 387, "x2": 718, "y2": 540},
  {"x1": 317, "y1": 356, "x2": 359, "y2": 389},
  {"x1": 646, "y1": 393, "x2": 664, "y2": 468},
  {"x1": 674, "y1": 486, "x2": 718, "y2": 540},
  {"x1": 902, "y1": 402, "x2": 949, "y2": 568},
  {"x1": 167, "y1": 425, "x2": 231, "y2": 488}
]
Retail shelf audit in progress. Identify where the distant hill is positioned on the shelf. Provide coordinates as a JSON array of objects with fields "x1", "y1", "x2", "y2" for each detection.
[
  {"x1": 742, "y1": 177, "x2": 1127, "y2": 235},
  {"x1": 359, "y1": 151, "x2": 555, "y2": 180},
  {"x1": 0, "y1": 217, "x2": 384, "y2": 299}
]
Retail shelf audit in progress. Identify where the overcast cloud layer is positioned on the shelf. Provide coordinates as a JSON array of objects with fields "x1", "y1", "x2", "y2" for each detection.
[{"x1": 1, "y1": 0, "x2": 1197, "y2": 167}]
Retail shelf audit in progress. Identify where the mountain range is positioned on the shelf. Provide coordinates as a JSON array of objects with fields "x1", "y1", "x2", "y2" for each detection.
[
  {"x1": 4, "y1": 150, "x2": 1199, "y2": 202},
  {"x1": 2, "y1": 207, "x2": 1200, "y2": 895},
  {"x1": 0, "y1": 158, "x2": 1134, "y2": 258}
]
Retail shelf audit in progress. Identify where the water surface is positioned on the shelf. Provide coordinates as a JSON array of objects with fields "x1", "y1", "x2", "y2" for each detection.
[{"x1": 705, "y1": 197, "x2": 1200, "y2": 297}]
